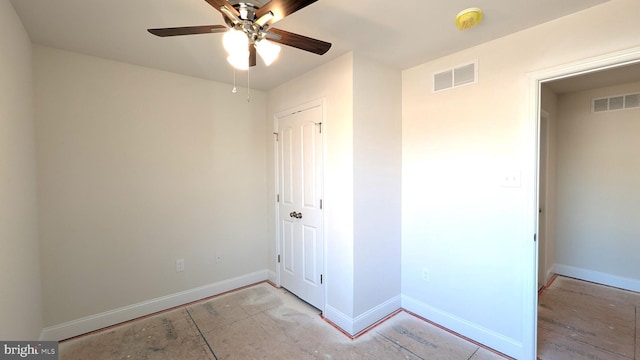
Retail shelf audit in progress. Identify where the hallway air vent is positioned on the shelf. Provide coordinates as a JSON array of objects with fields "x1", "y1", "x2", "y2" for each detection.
[
  {"x1": 592, "y1": 92, "x2": 640, "y2": 112},
  {"x1": 433, "y1": 61, "x2": 477, "y2": 92}
]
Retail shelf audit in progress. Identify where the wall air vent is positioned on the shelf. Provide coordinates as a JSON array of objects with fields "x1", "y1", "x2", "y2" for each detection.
[
  {"x1": 433, "y1": 61, "x2": 477, "y2": 92},
  {"x1": 592, "y1": 92, "x2": 640, "y2": 112}
]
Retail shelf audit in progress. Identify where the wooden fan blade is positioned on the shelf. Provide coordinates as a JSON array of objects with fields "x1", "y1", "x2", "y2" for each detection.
[
  {"x1": 267, "y1": 28, "x2": 331, "y2": 55},
  {"x1": 249, "y1": 44, "x2": 257, "y2": 67},
  {"x1": 255, "y1": 0, "x2": 318, "y2": 26},
  {"x1": 204, "y1": 0, "x2": 240, "y2": 17},
  {"x1": 148, "y1": 25, "x2": 228, "y2": 37}
]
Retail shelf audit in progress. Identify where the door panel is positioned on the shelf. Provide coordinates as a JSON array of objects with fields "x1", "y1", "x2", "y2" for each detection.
[
  {"x1": 282, "y1": 220, "x2": 295, "y2": 274},
  {"x1": 281, "y1": 127, "x2": 295, "y2": 205},
  {"x1": 302, "y1": 122, "x2": 318, "y2": 208},
  {"x1": 277, "y1": 104, "x2": 324, "y2": 310},
  {"x1": 303, "y1": 225, "x2": 318, "y2": 284}
]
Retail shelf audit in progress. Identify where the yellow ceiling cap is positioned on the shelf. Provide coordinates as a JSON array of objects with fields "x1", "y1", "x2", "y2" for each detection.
[{"x1": 456, "y1": 7, "x2": 483, "y2": 30}]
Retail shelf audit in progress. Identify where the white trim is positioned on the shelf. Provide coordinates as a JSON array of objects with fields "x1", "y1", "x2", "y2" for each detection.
[
  {"x1": 527, "y1": 45, "x2": 640, "y2": 360},
  {"x1": 552, "y1": 264, "x2": 640, "y2": 293},
  {"x1": 273, "y1": 110, "x2": 281, "y2": 288},
  {"x1": 267, "y1": 269, "x2": 277, "y2": 285},
  {"x1": 352, "y1": 296, "x2": 401, "y2": 335},
  {"x1": 323, "y1": 305, "x2": 354, "y2": 335},
  {"x1": 530, "y1": 47, "x2": 640, "y2": 85},
  {"x1": 541, "y1": 265, "x2": 556, "y2": 288},
  {"x1": 39, "y1": 270, "x2": 268, "y2": 341},
  {"x1": 324, "y1": 296, "x2": 402, "y2": 336},
  {"x1": 401, "y1": 295, "x2": 522, "y2": 359}
]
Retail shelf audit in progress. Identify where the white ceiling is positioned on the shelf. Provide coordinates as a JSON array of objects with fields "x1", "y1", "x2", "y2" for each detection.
[{"x1": 11, "y1": 0, "x2": 608, "y2": 91}]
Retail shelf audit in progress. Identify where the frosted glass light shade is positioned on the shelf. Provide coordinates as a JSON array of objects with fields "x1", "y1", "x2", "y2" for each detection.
[
  {"x1": 256, "y1": 40, "x2": 281, "y2": 66},
  {"x1": 223, "y1": 29, "x2": 248, "y2": 54},
  {"x1": 227, "y1": 51, "x2": 249, "y2": 70}
]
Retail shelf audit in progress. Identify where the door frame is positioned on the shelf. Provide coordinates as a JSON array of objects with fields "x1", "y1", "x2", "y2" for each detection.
[
  {"x1": 526, "y1": 46, "x2": 640, "y2": 358},
  {"x1": 273, "y1": 98, "x2": 327, "y2": 311}
]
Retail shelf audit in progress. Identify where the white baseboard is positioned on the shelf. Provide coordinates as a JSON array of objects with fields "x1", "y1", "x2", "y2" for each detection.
[
  {"x1": 552, "y1": 264, "x2": 640, "y2": 292},
  {"x1": 323, "y1": 305, "x2": 354, "y2": 335},
  {"x1": 352, "y1": 295, "x2": 401, "y2": 335},
  {"x1": 323, "y1": 296, "x2": 401, "y2": 336},
  {"x1": 267, "y1": 269, "x2": 277, "y2": 285},
  {"x1": 401, "y1": 295, "x2": 522, "y2": 359},
  {"x1": 538, "y1": 265, "x2": 555, "y2": 288},
  {"x1": 39, "y1": 270, "x2": 268, "y2": 341}
]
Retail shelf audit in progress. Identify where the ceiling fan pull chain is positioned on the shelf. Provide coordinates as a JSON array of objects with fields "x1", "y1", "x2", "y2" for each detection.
[{"x1": 232, "y1": 68, "x2": 238, "y2": 94}]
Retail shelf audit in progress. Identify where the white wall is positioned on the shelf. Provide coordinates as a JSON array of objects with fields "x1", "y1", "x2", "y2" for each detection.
[
  {"x1": 34, "y1": 46, "x2": 268, "y2": 330},
  {"x1": 352, "y1": 54, "x2": 402, "y2": 318},
  {"x1": 402, "y1": 0, "x2": 640, "y2": 358},
  {"x1": 554, "y1": 81, "x2": 640, "y2": 289},
  {"x1": 0, "y1": 0, "x2": 43, "y2": 340}
]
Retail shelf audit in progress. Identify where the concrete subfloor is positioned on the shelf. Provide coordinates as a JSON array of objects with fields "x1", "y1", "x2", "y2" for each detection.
[
  {"x1": 60, "y1": 282, "x2": 507, "y2": 360},
  {"x1": 538, "y1": 275, "x2": 640, "y2": 360}
]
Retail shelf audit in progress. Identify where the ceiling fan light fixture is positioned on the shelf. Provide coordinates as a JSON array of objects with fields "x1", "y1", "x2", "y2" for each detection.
[
  {"x1": 227, "y1": 51, "x2": 249, "y2": 71},
  {"x1": 256, "y1": 39, "x2": 281, "y2": 66},
  {"x1": 456, "y1": 7, "x2": 483, "y2": 30},
  {"x1": 255, "y1": 11, "x2": 274, "y2": 27},
  {"x1": 223, "y1": 29, "x2": 248, "y2": 54}
]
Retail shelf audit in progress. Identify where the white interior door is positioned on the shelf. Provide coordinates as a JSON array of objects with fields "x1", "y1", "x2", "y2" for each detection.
[
  {"x1": 277, "y1": 104, "x2": 324, "y2": 310},
  {"x1": 537, "y1": 112, "x2": 549, "y2": 290}
]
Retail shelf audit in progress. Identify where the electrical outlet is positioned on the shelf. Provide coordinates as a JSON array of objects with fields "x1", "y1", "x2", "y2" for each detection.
[
  {"x1": 215, "y1": 252, "x2": 222, "y2": 264},
  {"x1": 176, "y1": 258, "x2": 185, "y2": 272},
  {"x1": 422, "y1": 268, "x2": 430, "y2": 281}
]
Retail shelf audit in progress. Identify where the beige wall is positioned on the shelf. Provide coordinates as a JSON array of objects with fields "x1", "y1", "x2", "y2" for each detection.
[
  {"x1": 554, "y1": 81, "x2": 640, "y2": 285},
  {"x1": 34, "y1": 46, "x2": 268, "y2": 327},
  {"x1": 0, "y1": 1, "x2": 43, "y2": 340},
  {"x1": 402, "y1": 0, "x2": 640, "y2": 358}
]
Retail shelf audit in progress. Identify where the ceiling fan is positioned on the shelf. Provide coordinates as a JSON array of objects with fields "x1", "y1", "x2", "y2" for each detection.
[{"x1": 148, "y1": 0, "x2": 331, "y2": 70}]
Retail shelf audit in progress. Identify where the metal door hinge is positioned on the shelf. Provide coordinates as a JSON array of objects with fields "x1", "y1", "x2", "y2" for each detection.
[
  {"x1": 534, "y1": 234, "x2": 537, "y2": 242},
  {"x1": 278, "y1": 254, "x2": 281, "y2": 263},
  {"x1": 319, "y1": 199, "x2": 323, "y2": 209},
  {"x1": 273, "y1": 132, "x2": 279, "y2": 141},
  {"x1": 315, "y1": 122, "x2": 323, "y2": 134},
  {"x1": 320, "y1": 274, "x2": 323, "y2": 284},
  {"x1": 277, "y1": 194, "x2": 280, "y2": 203}
]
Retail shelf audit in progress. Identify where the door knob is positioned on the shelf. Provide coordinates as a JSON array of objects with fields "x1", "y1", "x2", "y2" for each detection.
[{"x1": 289, "y1": 211, "x2": 303, "y2": 219}]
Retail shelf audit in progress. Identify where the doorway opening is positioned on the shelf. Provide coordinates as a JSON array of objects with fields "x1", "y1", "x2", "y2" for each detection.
[{"x1": 531, "y1": 47, "x2": 640, "y2": 358}]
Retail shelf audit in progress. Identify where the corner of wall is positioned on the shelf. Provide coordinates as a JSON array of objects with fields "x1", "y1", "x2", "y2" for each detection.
[{"x1": 0, "y1": 0, "x2": 44, "y2": 341}]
